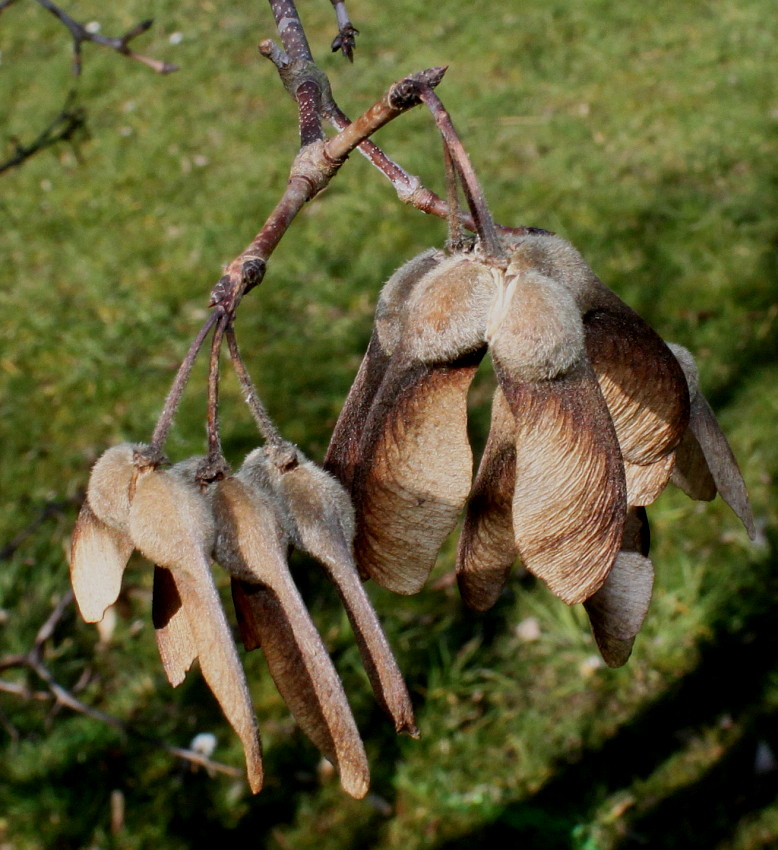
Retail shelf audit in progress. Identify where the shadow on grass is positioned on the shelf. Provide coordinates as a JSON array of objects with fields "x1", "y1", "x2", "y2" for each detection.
[{"x1": 431, "y1": 531, "x2": 778, "y2": 850}]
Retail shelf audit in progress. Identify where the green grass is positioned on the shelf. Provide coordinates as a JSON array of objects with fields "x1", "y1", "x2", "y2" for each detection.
[{"x1": 1, "y1": 0, "x2": 777, "y2": 847}]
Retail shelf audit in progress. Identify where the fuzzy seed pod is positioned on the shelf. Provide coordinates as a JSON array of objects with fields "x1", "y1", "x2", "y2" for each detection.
[
  {"x1": 254, "y1": 445, "x2": 417, "y2": 737},
  {"x1": 86, "y1": 442, "x2": 148, "y2": 533},
  {"x1": 340, "y1": 253, "x2": 495, "y2": 595},
  {"x1": 325, "y1": 249, "x2": 443, "y2": 491},
  {"x1": 130, "y1": 461, "x2": 263, "y2": 795},
  {"x1": 212, "y1": 473, "x2": 369, "y2": 799}
]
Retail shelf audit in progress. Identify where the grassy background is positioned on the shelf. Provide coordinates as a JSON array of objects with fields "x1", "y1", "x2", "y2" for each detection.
[{"x1": 1, "y1": 0, "x2": 777, "y2": 847}]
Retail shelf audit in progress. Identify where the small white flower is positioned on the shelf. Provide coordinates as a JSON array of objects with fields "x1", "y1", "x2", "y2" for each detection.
[{"x1": 190, "y1": 732, "x2": 217, "y2": 758}]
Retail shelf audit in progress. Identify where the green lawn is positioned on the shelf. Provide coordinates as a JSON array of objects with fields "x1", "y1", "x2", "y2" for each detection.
[{"x1": 1, "y1": 0, "x2": 777, "y2": 847}]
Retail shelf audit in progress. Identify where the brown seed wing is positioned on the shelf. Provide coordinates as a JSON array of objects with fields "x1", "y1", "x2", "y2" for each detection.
[
  {"x1": 585, "y1": 309, "x2": 689, "y2": 500},
  {"x1": 152, "y1": 565, "x2": 197, "y2": 687},
  {"x1": 278, "y1": 465, "x2": 417, "y2": 736},
  {"x1": 497, "y1": 361, "x2": 626, "y2": 605},
  {"x1": 670, "y1": 427, "x2": 717, "y2": 501},
  {"x1": 213, "y1": 478, "x2": 370, "y2": 799},
  {"x1": 172, "y1": 553, "x2": 264, "y2": 794},
  {"x1": 231, "y1": 578, "x2": 263, "y2": 652},
  {"x1": 456, "y1": 386, "x2": 518, "y2": 612},
  {"x1": 324, "y1": 333, "x2": 392, "y2": 492},
  {"x1": 623, "y1": 504, "x2": 651, "y2": 556},
  {"x1": 687, "y1": 394, "x2": 755, "y2": 538},
  {"x1": 623, "y1": 455, "x2": 676, "y2": 507},
  {"x1": 70, "y1": 502, "x2": 134, "y2": 623},
  {"x1": 229, "y1": 579, "x2": 369, "y2": 799},
  {"x1": 584, "y1": 550, "x2": 654, "y2": 668},
  {"x1": 130, "y1": 471, "x2": 262, "y2": 794},
  {"x1": 325, "y1": 250, "x2": 441, "y2": 491},
  {"x1": 352, "y1": 354, "x2": 482, "y2": 595}
]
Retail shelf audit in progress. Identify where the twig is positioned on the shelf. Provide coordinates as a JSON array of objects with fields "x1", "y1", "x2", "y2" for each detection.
[
  {"x1": 34, "y1": 589, "x2": 74, "y2": 648},
  {"x1": 263, "y1": 0, "x2": 474, "y2": 226},
  {"x1": 33, "y1": 0, "x2": 177, "y2": 75},
  {"x1": 150, "y1": 311, "x2": 219, "y2": 453},
  {"x1": 418, "y1": 85, "x2": 505, "y2": 264},
  {"x1": 0, "y1": 592, "x2": 243, "y2": 780},
  {"x1": 0, "y1": 499, "x2": 71, "y2": 561},
  {"x1": 0, "y1": 91, "x2": 86, "y2": 176},
  {"x1": 225, "y1": 324, "x2": 284, "y2": 447},
  {"x1": 209, "y1": 66, "x2": 447, "y2": 314},
  {"x1": 268, "y1": 0, "x2": 314, "y2": 63}
]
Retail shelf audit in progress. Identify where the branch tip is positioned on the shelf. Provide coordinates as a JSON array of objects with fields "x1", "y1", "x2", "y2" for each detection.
[{"x1": 388, "y1": 67, "x2": 447, "y2": 110}]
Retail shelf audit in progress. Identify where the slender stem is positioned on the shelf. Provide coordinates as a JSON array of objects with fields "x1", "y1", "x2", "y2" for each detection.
[
  {"x1": 418, "y1": 86, "x2": 505, "y2": 264},
  {"x1": 225, "y1": 325, "x2": 284, "y2": 446},
  {"x1": 442, "y1": 139, "x2": 462, "y2": 247},
  {"x1": 150, "y1": 311, "x2": 219, "y2": 452},
  {"x1": 206, "y1": 313, "x2": 228, "y2": 460}
]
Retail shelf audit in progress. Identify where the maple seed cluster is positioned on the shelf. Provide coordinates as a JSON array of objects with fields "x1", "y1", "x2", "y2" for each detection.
[
  {"x1": 71, "y1": 440, "x2": 417, "y2": 798},
  {"x1": 70, "y1": 229, "x2": 753, "y2": 796},
  {"x1": 325, "y1": 230, "x2": 754, "y2": 667}
]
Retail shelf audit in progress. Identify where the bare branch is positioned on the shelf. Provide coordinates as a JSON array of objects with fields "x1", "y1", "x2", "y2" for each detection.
[
  {"x1": 1, "y1": 592, "x2": 244, "y2": 781},
  {"x1": 33, "y1": 0, "x2": 177, "y2": 75},
  {"x1": 267, "y1": 0, "x2": 314, "y2": 63},
  {"x1": 0, "y1": 498, "x2": 71, "y2": 561},
  {"x1": 210, "y1": 67, "x2": 446, "y2": 314},
  {"x1": 33, "y1": 589, "x2": 74, "y2": 648},
  {"x1": 324, "y1": 67, "x2": 447, "y2": 161},
  {"x1": 0, "y1": 91, "x2": 86, "y2": 176}
]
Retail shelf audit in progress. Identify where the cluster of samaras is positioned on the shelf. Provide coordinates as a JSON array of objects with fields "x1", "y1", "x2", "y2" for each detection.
[
  {"x1": 71, "y1": 440, "x2": 416, "y2": 797},
  {"x1": 71, "y1": 230, "x2": 753, "y2": 795},
  {"x1": 325, "y1": 230, "x2": 753, "y2": 659}
]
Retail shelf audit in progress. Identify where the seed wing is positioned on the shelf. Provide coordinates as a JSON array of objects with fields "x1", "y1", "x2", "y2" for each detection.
[
  {"x1": 585, "y1": 309, "x2": 689, "y2": 505},
  {"x1": 152, "y1": 565, "x2": 197, "y2": 687},
  {"x1": 213, "y1": 477, "x2": 370, "y2": 799},
  {"x1": 351, "y1": 355, "x2": 481, "y2": 595},
  {"x1": 70, "y1": 502, "x2": 133, "y2": 623},
  {"x1": 584, "y1": 547, "x2": 654, "y2": 668},
  {"x1": 496, "y1": 361, "x2": 626, "y2": 605},
  {"x1": 686, "y1": 394, "x2": 755, "y2": 538},
  {"x1": 456, "y1": 386, "x2": 518, "y2": 611}
]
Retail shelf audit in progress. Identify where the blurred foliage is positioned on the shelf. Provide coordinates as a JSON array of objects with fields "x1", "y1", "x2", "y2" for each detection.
[{"x1": 1, "y1": 0, "x2": 777, "y2": 847}]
